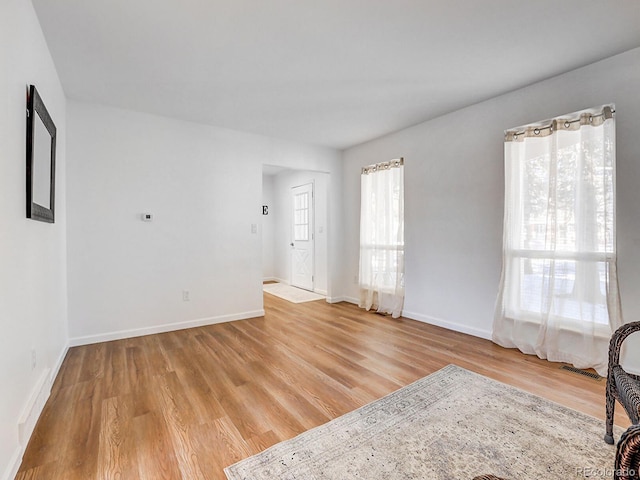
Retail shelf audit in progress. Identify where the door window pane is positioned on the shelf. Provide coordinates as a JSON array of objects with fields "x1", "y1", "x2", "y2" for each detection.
[{"x1": 294, "y1": 192, "x2": 309, "y2": 241}]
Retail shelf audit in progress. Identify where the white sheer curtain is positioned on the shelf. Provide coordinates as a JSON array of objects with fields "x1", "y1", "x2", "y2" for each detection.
[
  {"x1": 359, "y1": 158, "x2": 405, "y2": 318},
  {"x1": 493, "y1": 105, "x2": 621, "y2": 376}
]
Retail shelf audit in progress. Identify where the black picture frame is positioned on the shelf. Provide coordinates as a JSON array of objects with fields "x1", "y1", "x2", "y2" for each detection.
[{"x1": 26, "y1": 84, "x2": 57, "y2": 223}]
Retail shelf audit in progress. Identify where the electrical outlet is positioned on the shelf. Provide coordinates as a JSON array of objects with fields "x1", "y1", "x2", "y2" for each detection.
[
  {"x1": 31, "y1": 349, "x2": 37, "y2": 370},
  {"x1": 182, "y1": 290, "x2": 190, "y2": 301},
  {"x1": 353, "y1": 275, "x2": 358, "y2": 284}
]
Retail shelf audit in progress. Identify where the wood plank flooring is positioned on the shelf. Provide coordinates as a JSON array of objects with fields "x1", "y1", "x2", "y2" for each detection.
[{"x1": 16, "y1": 294, "x2": 628, "y2": 479}]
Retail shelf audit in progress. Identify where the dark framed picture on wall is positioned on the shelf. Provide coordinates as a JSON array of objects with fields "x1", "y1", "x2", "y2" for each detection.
[{"x1": 26, "y1": 84, "x2": 57, "y2": 223}]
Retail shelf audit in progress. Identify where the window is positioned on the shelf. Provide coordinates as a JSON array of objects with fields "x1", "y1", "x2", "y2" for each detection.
[
  {"x1": 293, "y1": 191, "x2": 310, "y2": 241},
  {"x1": 494, "y1": 105, "x2": 621, "y2": 375},
  {"x1": 358, "y1": 158, "x2": 405, "y2": 318}
]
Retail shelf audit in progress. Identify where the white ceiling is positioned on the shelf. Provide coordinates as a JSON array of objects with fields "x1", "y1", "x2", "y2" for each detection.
[{"x1": 32, "y1": 0, "x2": 640, "y2": 150}]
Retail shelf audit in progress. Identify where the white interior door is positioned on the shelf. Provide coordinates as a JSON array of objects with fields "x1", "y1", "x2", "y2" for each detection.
[{"x1": 291, "y1": 183, "x2": 314, "y2": 291}]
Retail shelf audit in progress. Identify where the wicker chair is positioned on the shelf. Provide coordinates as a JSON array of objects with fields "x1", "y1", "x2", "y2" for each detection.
[
  {"x1": 605, "y1": 321, "x2": 640, "y2": 445},
  {"x1": 615, "y1": 424, "x2": 640, "y2": 479}
]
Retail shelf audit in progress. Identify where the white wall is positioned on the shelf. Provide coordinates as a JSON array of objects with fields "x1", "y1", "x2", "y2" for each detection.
[
  {"x1": 262, "y1": 174, "x2": 276, "y2": 280},
  {"x1": 66, "y1": 101, "x2": 342, "y2": 343},
  {"x1": 342, "y1": 47, "x2": 640, "y2": 365},
  {"x1": 0, "y1": 1, "x2": 68, "y2": 478},
  {"x1": 271, "y1": 170, "x2": 330, "y2": 295}
]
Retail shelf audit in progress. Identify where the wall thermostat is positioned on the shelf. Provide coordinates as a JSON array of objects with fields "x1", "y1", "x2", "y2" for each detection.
[{"x1": 141, "y1": 213, "x2": 153, "y2": 222}]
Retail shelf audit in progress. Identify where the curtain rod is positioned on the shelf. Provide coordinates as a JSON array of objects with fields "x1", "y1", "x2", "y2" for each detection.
[
  {"x1": 506, "y1": 105, "x2": 615, "y2": 142},
  {"x1": 361, "y1": 157, "x2": 404, "y2": 175}
]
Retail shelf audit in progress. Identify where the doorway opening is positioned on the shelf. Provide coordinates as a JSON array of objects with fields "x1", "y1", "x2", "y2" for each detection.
[{"x1": 261, "y1": 166, "x2": 329, "y2": 299}]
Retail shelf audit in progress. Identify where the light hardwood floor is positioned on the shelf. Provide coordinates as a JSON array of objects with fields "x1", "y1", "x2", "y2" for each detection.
[{"x1": 17, "y1": 294, "x2": 628, "y2": 479}]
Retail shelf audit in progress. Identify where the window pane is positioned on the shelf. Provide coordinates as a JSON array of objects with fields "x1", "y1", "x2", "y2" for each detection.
[{"x1": 293, "y1": 191, "x2": 310, "y2": 241}]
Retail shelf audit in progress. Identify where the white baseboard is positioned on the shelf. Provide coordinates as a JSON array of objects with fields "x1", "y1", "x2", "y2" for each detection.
[
  {"x1": 322, "y1": 301, "x2": 492, "y2": 345},
  {"x1": 326, "y1": 296, "x2": 358, "y2": 304},
  {"x1": 401, "y1": 310, "x2": 492, "y2": 340},
  {"x1": 4, "y1": 342, "x2": 69, "y2": 480},
  {"x1": 17, "y1": 368, "x2": 51, "y2": 447},
  {"x1": 2, "y1": 447, "x2": 21, "y2": 480},
  {"x1": 50, "y1": 344, "x2": 69, "y2": 386},
  {"x1": 262, "y1": 276, "x2": 278, "y2": 282},
  {"x1": 69, "y1": 310, "x2": 265, "y2": 347}
]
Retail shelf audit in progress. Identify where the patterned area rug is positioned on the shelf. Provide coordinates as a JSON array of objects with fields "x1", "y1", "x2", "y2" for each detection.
[
  {"x1": 263, "y1": 283, "x2": 325, "y2": 303},
  {"x1": 225, "y1": 365, "x2": 623, "y2": 479}
]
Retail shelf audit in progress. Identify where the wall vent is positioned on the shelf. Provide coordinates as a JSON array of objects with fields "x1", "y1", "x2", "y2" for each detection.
[{"x1": 561, "y1": 365, "x2": 603, "y2": 380}]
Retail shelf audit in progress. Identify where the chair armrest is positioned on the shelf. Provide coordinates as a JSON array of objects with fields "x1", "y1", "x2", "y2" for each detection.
[{"x1": 609, "y1": 322, "x2": 640, "y2": 372}]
